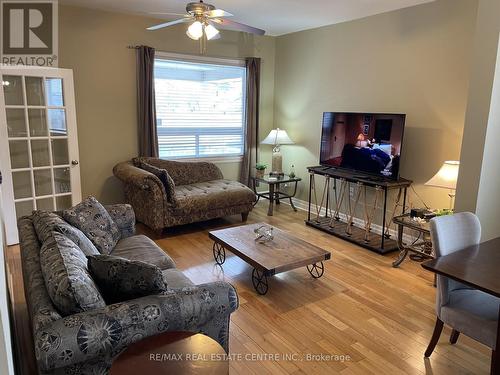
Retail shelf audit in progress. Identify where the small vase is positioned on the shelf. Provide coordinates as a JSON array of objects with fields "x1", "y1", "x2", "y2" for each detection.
[{"x1": 256, "y1": 169, "x2": 265, "y2": 179}]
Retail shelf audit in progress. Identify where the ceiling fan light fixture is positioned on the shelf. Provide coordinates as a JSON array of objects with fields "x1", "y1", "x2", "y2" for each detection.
[
  {"x1": 186, "y1": 20, "x2": 203, "y2": 40},
  {"x1": 147, "y1": 1, "x2": 265, "y2": 40},
  {"x1": 204, "y1": 23, "x2": 219, "y2": 40}
]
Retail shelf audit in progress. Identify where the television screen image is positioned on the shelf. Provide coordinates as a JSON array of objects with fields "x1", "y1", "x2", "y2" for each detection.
[{"x1": 320, "y1": 112, "x2": 406, "y2": 179}]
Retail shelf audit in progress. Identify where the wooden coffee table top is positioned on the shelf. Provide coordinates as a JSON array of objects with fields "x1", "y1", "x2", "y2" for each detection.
[
  {"x1": 209, "y1": 223, "x2": 331, "y2": 275},
  {"x1": 110, "y1": 331, "x2": 228, "y2": 375}
]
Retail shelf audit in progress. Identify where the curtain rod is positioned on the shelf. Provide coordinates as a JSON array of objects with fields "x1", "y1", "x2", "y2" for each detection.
[{"x1": 126, "y1": 46, "x2": 249, "y2": 63}]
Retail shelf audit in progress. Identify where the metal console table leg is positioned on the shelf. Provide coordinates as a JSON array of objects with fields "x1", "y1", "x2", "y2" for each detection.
[{"x1": 392, "y1": 224, "x2": 408, "y2": 267}]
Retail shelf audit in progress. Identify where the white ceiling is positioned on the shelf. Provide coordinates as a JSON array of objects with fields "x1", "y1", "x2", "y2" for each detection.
[{"x1": 59, "y1": 0, "x2": 435, "y2": 36}]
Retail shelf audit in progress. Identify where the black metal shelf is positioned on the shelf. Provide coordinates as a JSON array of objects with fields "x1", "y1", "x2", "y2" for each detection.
[{"x1": 306, "y1": 166, "x2": 412, "y2": 254}]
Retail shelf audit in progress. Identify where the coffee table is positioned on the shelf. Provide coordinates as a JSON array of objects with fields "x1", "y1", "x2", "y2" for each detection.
[{"x1": 209, "y1": 223, "x2": 331, "y2": 295}]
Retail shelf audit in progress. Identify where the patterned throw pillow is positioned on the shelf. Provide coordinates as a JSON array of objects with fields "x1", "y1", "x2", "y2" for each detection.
[
  {"x1": 40, "y1": 232, "x2": 106, "y2": 315},
  {"x1": 53, "y1": 223, "x2": 99, "y2": 256},
  {"x1": 63, "y1": 196, "x2": 121, "y2": 254},
  {"x1": 136, "y1": 160, "x2": 176, "y2": 203},
  {"x1": 87, "y1": 254, "x2": 167, "y2": 304}
]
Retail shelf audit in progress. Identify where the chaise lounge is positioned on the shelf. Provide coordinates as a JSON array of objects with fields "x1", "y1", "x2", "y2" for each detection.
[{"x1": 113, "y1": 158, "x2": 256, "y2": 232}]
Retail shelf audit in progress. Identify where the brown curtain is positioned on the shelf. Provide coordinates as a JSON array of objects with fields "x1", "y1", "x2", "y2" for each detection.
[
  {"x1": 240, "y1": 57, "x2": 261, "y2": 186},
  {"x1": 136, "y1": 45, "x2": 159, "y2": 157}
]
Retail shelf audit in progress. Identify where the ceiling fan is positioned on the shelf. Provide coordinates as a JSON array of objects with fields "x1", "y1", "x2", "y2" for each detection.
[{"x1": 147, "y1": 0, "x2": 265, "y2": 41}]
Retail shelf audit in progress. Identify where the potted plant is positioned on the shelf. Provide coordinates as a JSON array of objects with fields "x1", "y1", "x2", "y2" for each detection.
[{"x1": 255, "y1": 162, "x2": 267, "y2": 179}]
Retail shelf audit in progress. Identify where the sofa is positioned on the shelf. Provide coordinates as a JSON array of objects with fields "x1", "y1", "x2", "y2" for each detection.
[
  {"x1": 18, "y1": 204, "x2": 239, "y2": 375},
  {"x1": 113, "y1": 158, "x2": 256, "y2": 232}
]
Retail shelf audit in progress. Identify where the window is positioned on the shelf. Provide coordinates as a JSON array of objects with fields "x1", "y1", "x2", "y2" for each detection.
[{"x1": 154, "y1": 56, "x2": 246, "y2": 159}]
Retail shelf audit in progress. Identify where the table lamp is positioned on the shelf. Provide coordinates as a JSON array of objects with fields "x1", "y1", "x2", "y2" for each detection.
[
  {"x1": 261, "y1": 128, "x2": 294, "y2": 176},
  {"x1": 425, "y1": 160, "x2": 460, "y2": 209}
]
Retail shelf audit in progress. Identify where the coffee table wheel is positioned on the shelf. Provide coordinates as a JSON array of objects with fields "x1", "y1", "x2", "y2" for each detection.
[
  {"x1": 212, "y1": 242, "x2": 226, "y2": 265},
  {"x1": 307, "y1": 262, "x2": 324, "y2": 279},
  {"x1": 252, "y1": 268, "x2": 269, "y2": 295}
]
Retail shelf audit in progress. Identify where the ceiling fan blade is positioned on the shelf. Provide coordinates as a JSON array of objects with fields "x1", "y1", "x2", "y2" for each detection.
[
  {"x1": 206, "y1": 9, "x2": 233, "y2": 18},
  {"x1": 211, "y1": 19, "x2": 265, "y2": 35},
  {"x1": 147, "y1": 18, "x2": 190, "y2": 31},
  {"x1": 148, "y1": 12, "x2": 189, "y2": 17}
]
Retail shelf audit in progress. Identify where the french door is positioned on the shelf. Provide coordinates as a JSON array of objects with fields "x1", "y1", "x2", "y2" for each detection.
[{"x1": 0, "y1": 67, "x2": 81, "y2": 245}]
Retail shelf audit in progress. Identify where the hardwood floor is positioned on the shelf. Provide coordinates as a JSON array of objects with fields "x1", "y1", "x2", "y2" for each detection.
[{"x1": 6, "y1": 202, "x2": 490, "y2": 374}]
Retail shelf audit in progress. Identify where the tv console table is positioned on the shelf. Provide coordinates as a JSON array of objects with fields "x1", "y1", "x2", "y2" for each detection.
[{"x1": 306, "y1": 166, "x2": 412, "y2": 254}]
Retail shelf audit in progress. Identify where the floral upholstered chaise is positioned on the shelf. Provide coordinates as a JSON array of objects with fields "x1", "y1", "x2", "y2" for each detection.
[{"x1": 113, "y1": 158, "x2": 256, "y2": 232}]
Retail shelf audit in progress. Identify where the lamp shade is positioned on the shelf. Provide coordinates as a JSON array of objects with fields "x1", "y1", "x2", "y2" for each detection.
[
  {"x1": 204, "y1": 24, "x2": 220, "y2": 40},
  {"x1": 186, "y1": 21, "x2": 203, "y2": 40},
  {"x1": 425, "y1": 161, "x2": 460, "y2": 190},
  {"x1": 261, "y1": 128, "x2": 294, "y2": 146}
]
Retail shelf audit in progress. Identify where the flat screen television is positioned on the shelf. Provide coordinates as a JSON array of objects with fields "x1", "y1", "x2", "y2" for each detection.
[{"x1": 319, "y1": 112, "x2": 406, "y2": 180}]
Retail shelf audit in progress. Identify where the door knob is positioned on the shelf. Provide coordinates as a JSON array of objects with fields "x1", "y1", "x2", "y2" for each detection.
[{"x1": 71, "y1": 160, "x2": 79, "y2": 165}]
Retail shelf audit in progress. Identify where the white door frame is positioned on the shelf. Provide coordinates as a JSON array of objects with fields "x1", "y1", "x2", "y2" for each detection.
[{"x1": 0, "y1": 66, "x2": 81, "y2": 244}]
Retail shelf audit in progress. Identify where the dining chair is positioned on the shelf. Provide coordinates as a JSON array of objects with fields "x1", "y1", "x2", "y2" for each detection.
[{"x1": 425, "y1": 212, "x2": 500, "y2": 357}]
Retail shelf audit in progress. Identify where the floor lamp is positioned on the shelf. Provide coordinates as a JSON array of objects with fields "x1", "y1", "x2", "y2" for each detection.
[{"x1": 425, "y1": 161, "x2": 460, "y2": 209}]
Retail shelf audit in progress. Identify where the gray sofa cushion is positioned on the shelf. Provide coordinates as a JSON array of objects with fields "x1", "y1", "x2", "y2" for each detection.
[
  {"x1": 105, "y1": 204, "x2": 136, "y2": 238},
  {"x1": 40, "y1": 232, "x2": 106, "y2": 315},
  {"x1": 53, "y1": 223, "x2": 99, "y2": 256},
  {"x1": 32, "y1": 210, "x2": 67, "y2": 243},
  {"x1": 162, "y1": 269, "x2": 195, "y2": 289},
  {"x1": 63, "y1": 196, "x2": 121, "y2": 254},
  {"x1": 112, "y1": 235, "x2": 176, "y2": 270},
  {"x1": 32, "y1": 210, "x2": 99, "y2": 256},
  {"x1": 87, "y1": 254, "x2": 167, "y2": 304}
]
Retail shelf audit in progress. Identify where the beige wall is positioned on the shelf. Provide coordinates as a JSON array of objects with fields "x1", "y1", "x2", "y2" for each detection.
[
  {"x1": 455, "y1": 0, "x2": 500, "y2": 240},
  {"x1": 273, "y1": 0, "x2": 478, "y2": 211},
  {"x1": 58, "y1": 5, "x2": 275, "y2": 203},
  {"x1": 60, "y1": 0, "x2": 480, "y2": 214}
]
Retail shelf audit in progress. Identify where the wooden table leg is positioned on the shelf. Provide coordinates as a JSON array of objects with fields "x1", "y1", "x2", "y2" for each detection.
[
  {"x1": 491, "y1": 304, "x2": 500, "y2": 374},
  {"x1": 268, "y1": 184, "x2": 275, "y2": 216}
]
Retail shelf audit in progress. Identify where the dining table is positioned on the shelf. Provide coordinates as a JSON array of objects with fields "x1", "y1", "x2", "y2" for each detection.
[{"x1": 422, "y1": 236, "x2": 500, "y2": 375}]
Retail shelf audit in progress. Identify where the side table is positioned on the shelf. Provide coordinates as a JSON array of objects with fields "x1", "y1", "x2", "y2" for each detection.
[
  {"x1": 392, "y1": 214, "x2": 433, "y2": 267},
  {"x1": 251, "y1": 174, "x2": 301, "y2": 216},
  {"x1": 110, "y1": 331, "x2": 228, "y2": 375}
]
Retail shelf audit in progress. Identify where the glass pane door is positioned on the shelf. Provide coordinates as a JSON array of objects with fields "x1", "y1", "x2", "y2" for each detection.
[{"x1": 0, "y1": 68, "x2": 81, "y2": 244}]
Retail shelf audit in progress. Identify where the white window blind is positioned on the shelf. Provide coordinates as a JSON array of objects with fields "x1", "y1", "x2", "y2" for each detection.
[{"x1": 154, "y1": 58, "x2": 246, "y2": 159}]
